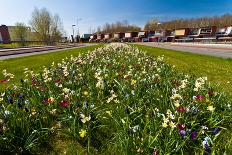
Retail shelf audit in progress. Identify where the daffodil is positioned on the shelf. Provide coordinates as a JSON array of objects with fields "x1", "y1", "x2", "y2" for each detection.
[
  {"x1": 169, "y1": 121, "x2": 176, "y2": 128},
  {"x1": 106, "y1": 110, "x2": 112, "y2": 117},
  {"x1": 162, "y1": 122, "x2": 168, "y2": 128},
  {"x1": 80, "y1": 114, "x2": 91, "y2": 123},
  {"x1": 131, "y1": 79, "x2": 137, "y2": 85},
  {"x1": 207, "y1": 105, "x2": 215, "y2": 112},
  {"x1": 174, "y1": 100, "x2": 180, "y2": 107},
  {"x1": 79, "y1": 129, "x2": 87, "y2": 138},
  {"x1": 83, "y1": 91, "x2": 88, "y2": 96}
]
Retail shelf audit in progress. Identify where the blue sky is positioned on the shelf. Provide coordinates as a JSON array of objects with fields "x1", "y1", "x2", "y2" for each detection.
[{"x1": 0, "y1": 0, "x2": 231, "y2": 36}]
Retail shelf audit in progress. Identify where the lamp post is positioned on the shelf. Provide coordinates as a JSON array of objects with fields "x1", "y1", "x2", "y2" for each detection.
[
  {"x1": 157, "y1": 22, "x2": 162, "y2": 43},
  {"x1": 76, "y1": 18, "x2": 82, "y2": 43},
  {"x1": 72, "y1": 24, "x2": 76, "y2": 44}
]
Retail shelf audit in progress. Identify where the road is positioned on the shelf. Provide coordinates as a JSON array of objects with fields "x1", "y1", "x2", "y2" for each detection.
[
  {"x1": 0, "y1": 44, "x2": 96, "y2": 60},
  {"x1": 136, "y1": 42, "x2": 232, "y2": 58}
]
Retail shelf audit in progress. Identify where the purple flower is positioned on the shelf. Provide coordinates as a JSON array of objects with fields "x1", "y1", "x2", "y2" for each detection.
[
  {"x1": 191, "y1": 131, "x2": 198, "y2": 140},
  {"x1": 179, "y1": 130, "x2": 186, "y2": 137},
  {"x1": 19, "y1": 94, "x2": 25, "y2": 99},
  {"x1": 213, "y1": 128, "x2": 220, "y2": 134},
  {"x1": 7, "y1": 96, "x2": 13, "y2": 104},
  {"x1": 17, "y1": 100, "x2": 22, "y2": 109},
  {"x1": 125, "y1": 107, "x2": 130, "y2": 114},
  {"x1": 204, "y1": 143, "x2": 211, "y2": 154}
]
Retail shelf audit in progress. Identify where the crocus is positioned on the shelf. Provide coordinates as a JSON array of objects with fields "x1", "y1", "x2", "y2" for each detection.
[
  {"x1": 125, "y1": 107, "x2": 130, "y2": 114},
  {"x1": 213, "y1": 128, "x2": 220, "y2": 134},
  {"x1": 191, "y1": 131, "x2": 198, "y2": 140},
  {"x1": 60, "y1": 100, "x2": 69, "y2": 107},
  {"x1": 19, "y1": 94, "x2": 25, "y2": 99},
  {"x1": 17, "y1": 100, "x2": 22, "y2": 109},
  {"x1": 7, "y1": 96, "x2": 13, "y2": 104},
  {"x1": 179, "y1": 130, "x2": 186, "y2": 137}
]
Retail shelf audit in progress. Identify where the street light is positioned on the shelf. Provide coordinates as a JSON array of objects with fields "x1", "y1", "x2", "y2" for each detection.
[
  {"x1": 72, "y1": 24, "x2": 76, "y2": 43},
  {"x1": 157, "y1": 22, "x2": 162, "y2": 43},
  {"x1": 76, "y1": 18, "x2": 82, "y2": 43}
]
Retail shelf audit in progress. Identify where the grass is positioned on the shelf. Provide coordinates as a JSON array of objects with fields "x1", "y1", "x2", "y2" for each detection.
[
  {"x1": 0, "y1": 45, "x2": 101, "y2": 89},
  {"x1": 0, "y1": 43, "x2": 21, "y2": 48},
  {"x1": 134, "y1": 44, "x2": 232, "y2": 95}
]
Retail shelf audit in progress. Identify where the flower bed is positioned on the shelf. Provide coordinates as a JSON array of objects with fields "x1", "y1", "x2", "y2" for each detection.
[{"x1": 0, "y1": 43, "x2": 231, "y2": 154}]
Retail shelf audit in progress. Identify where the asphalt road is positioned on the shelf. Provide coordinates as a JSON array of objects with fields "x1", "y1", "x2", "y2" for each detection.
[
  {"x1": 0, "y1": 44, "x2": 96, "y2": 60},
  {"x1": 136, "y1": 42, "x2": 232, "y2": 59}
]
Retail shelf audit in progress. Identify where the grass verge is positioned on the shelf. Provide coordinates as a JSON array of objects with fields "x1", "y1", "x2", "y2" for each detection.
[
  {"x1": 134, "y1": 44, "x2": 232, "y2": 95},
  {"x1": 0, "y1": 45, "x2": 101, "y2": 89}
]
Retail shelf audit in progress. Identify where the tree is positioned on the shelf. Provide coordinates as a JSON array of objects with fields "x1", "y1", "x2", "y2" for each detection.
[
  {"x1": 30, "y1": 7, "x2": 64, "y2": 45},
  {"x1": 144, "y1": 14, "x2": 232, "y2": 30},
  {"x1": 14, "y1": 22, "x2": 28, "y2": 46},
  {"x1": 51, "y1": 14, "x2": 64, "y2": 43},
  {"x1": 96, "y1": 21, "x2": 141, "y2": 34}
]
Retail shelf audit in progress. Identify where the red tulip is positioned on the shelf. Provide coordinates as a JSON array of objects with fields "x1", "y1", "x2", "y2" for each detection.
[
  {"x1": 60, "y1": 100, "x2": 69, "y2": 107},
  {"x1": 176, "y1": 106, "x2": 186, "y2": 113}
]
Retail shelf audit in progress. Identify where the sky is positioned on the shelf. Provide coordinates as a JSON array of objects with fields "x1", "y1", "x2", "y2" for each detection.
[{"x1": 0, "y1": 0, "x2": 232, "y2": 37}]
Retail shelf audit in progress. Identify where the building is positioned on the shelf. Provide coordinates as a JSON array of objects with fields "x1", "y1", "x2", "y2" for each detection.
[
  {"x1": 7, "y1": 26, "x2": 38, "y2": 42},
  {"x1": 0, "y1": 25, "x2": 11, "y2": 44}
]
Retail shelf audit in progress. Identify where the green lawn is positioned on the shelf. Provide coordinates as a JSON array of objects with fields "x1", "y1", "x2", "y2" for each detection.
[
  {"x1": 0, "y1": 45, "x2": 101, "y2": 89},
  {"x1": 134, "y1": 44, "x2": 232, "y2": 95}
]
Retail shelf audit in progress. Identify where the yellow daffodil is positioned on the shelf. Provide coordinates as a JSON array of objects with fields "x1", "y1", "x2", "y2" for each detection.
[
  {"x1": 208, "y1": 105, "x2": 215, "y2": 112},
  {"x1": 106, "y1": 110, "x2": 112, "y2": 117},
  {"x1": 131, "y1": 79, "x2": 137, "y2": 85},
  {"x1": 169, "y1": 121, "x2": 176, "y2": 128},
  {"x1": 83, "y1": 91, "x2": 89, "y2": 96},
  {"x1": 174, "y1": 100, "x2": 180, "y2": 107},
  {"x1": 79, "y1": 129, "x2": 87, "y2": 138},
  {"x1": 162, "y1": 122, "x2": 168, "y2": 128}
]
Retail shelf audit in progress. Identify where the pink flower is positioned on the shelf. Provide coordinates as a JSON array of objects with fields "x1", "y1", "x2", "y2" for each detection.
[
  {"x1": 176, "y1": 106, "x2": 186, "y2": 113},
  {"x1": 60, "y1": 100, "x2": 69, "y2": 107},
  {"x1": 196, "y1": 95, "x2": 204, "y2": 100},
  {"x1": 0, "y1": 79, "x2": 8, "y2": 84}
]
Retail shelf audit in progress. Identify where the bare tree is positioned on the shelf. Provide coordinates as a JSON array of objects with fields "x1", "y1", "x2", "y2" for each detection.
[
  {"x1": 51, "y1": 14, "x2": 63, "y2": 44},
  {"x1": 145, "y1": 14, "x2": 232, "y2": 30},
  {"x1": 96, "y1": 21, "x2": 141, "y2": 33},
  {"x1": 30, "y1": 7, "x2": 64, "y2": 45}
]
